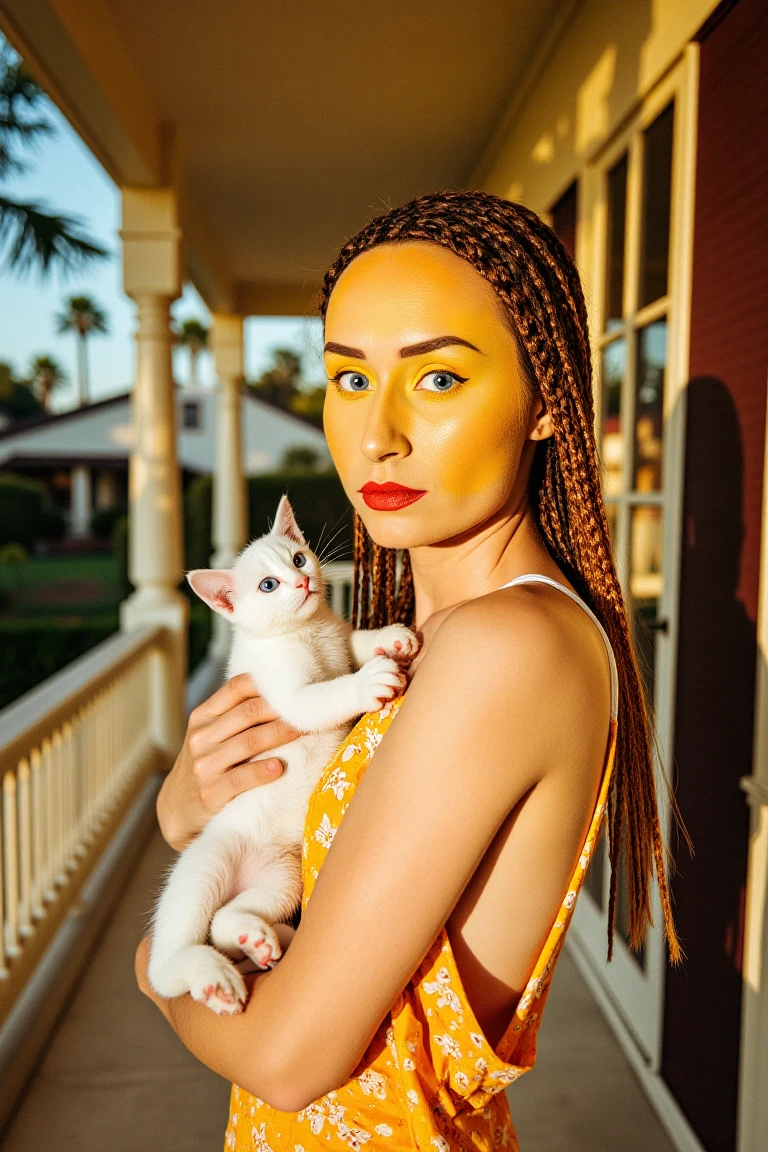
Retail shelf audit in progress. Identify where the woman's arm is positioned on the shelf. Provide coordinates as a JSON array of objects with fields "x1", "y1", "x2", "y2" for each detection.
[{"x1": 137, "y1": 593, "x2": 576, "y2": 1111}]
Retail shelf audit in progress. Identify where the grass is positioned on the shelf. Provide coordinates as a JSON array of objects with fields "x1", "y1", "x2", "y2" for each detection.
[
  {"x1": 0, "y1": 552, "x2": 212, "y2": 709},
  {"x1": 0, "y1": 554, "x2": 120, "y2": 615}
]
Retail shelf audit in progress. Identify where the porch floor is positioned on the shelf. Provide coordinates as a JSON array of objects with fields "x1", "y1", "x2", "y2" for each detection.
[{"x1": 1, "y1": 828, "x2": 676, "y2": 1152}]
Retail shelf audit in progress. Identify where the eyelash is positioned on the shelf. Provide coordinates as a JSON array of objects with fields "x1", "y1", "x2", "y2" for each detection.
[{"x1": 328, "y1": 369, "x2": 469, "y2": 395}]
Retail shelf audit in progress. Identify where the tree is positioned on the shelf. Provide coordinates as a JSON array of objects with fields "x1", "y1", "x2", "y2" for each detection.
[
  {"x1": 280, "y1": 445, "x2": 323, "y2": 474},
  {"x1": 30, "y1": 354, "x2": 66, "y2": 412},
  {"x1": 249, "y1": 348, "x2": 303, "y2": 409},
  {"x1": 175, "y1": 318, "x2": 209, "y2": 387},
  {"x1": 56, "y1": 295, "x2": 108, "y2": 406},
  {"x1": 0, "y1": 361, "x2": 43, "y2": 421},
  {"x1": 0, "y1": 47, "x2": 107, "y2": 277}
]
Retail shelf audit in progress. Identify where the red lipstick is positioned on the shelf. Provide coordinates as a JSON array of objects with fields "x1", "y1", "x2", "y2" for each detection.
[{"x1": 359, "y1": 481, "x2": 427, "y2": 511}]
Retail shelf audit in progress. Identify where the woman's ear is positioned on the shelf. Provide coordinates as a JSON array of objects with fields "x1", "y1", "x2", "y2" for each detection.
[{"x1": 527, "y1": 389, "x2": 554, "y2": 442}]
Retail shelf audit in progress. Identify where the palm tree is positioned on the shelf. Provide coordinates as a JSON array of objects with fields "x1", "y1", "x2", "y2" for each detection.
[
  {"x1": 0, "y1": 48, "x2": 107, "y2": 277},
  {"x1": 56, "y1": 295, "x2": 108, "y2": 406},
  {"x1": 175, "y1": 318, "x2": 209, "y2": 387},
  {"x1": 30, "y1": 354, "x2": 66, "y2": 412}
]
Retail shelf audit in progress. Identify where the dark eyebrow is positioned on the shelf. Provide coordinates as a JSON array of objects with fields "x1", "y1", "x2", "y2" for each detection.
[
  {"x1": 399, "y1": 335, "x2": 482, "y2": 358},
  {"x1": 324, "y1": 341, "x2": 366, "y2": 358}
]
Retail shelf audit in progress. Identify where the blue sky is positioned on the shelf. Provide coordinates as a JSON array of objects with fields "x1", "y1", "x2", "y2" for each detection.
[{"x1": 0, "y1": 37, "x2": 324, "y2": 413}]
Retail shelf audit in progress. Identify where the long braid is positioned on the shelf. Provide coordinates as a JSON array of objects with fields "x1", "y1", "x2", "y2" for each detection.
[{"x1": 322, "y1": 191, "x2": 684, "y2": 965}]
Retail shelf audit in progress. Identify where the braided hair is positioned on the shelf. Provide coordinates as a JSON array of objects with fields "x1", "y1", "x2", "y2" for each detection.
[{"x1": 319, "y1": 189, "x2": 684, "y2": 965}]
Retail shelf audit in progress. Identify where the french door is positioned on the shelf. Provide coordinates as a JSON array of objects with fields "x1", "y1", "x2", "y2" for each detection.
[{"x1": 569, "y1": 52, "x2": 699, "y2": 1069}]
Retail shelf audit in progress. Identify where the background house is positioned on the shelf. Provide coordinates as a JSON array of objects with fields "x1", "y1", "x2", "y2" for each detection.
[{"x1": 0, "y1": 384, "x2": 330, "y2": 535}]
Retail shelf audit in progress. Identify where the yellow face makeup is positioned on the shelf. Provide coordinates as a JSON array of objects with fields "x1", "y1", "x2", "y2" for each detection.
[{"x1": 322, "y1": 241, "x2": 552, "y2": 550}]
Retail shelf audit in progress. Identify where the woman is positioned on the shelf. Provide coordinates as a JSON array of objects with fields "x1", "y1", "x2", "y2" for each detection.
[{"x1": 135, "y1": 191, "x2": 683, "y2": 1150}]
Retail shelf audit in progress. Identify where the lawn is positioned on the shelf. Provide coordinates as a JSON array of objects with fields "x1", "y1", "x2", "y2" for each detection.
[
  {"x1": 0, "y1": 553, "x2": 120, "y2": 615},
  {"x1": 0, "y1": 552, "x2": 211, "y2": 710}
]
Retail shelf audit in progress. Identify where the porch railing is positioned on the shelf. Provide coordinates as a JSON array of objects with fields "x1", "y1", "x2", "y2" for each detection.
[{"x1": 0, "y1": 625, "x2": 170, "y2": 1030}]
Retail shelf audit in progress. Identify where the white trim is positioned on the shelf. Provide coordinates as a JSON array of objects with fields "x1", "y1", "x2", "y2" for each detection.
[{"x1": 566, "y1": 931, "x2": 707, "y2": 1152}]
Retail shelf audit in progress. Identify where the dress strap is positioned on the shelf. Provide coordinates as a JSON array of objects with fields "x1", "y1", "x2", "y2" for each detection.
[{"x1": 496, "y1": 573, "x2": 619, "y2": 721}]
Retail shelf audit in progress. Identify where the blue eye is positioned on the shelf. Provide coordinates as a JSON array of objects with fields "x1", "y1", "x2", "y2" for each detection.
[
  {"x1": 417, "y1": 371, "x2": 465, "y2": 393},
  {"x1": 293, "y1": 552, "x2": 307, "y2": 568},
  {"x1": 259, "y1": 577, "x2": 279, "y2": 593},
  {"x1": 335, "y1": 371, "x2": 371, "y2": 392}
]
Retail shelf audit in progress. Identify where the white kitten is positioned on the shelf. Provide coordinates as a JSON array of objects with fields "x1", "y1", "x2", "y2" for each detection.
[{"x1": 148, "y1": 495, "x2": 419, "y2": 1015}]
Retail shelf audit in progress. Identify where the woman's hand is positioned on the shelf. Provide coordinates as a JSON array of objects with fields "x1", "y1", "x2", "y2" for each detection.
[{"x1": 157, "y1": 673, "x2": 302, "y2": 852}]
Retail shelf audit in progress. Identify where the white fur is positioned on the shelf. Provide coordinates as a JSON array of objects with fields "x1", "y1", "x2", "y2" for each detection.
[{"x1": 148, "y1": 495, "x2": 418, "y2": 1014}]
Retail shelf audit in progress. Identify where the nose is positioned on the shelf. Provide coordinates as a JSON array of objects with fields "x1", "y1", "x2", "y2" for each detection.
[
  {"x1": 360, "y1": 386, "x2": 411, "y2": 464},
  {"x1": 295, "y1": 574, "x2": 309, "y2": 590}
]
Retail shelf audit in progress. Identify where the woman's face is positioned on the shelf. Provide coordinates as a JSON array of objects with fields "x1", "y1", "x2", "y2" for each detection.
[{"x1": 322, "y1": 240, "x2": 551, "y2": 550}]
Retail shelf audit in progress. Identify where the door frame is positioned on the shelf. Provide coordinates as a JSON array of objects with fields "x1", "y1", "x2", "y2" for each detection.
[{"x1": 568, "y1": 45, "x2": 700, "y2": 1074}]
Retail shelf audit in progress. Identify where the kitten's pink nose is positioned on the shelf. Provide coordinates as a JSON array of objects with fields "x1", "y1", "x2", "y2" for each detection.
[{"x1": 295, "y1": 575, "x2": 309, "y2": 591}]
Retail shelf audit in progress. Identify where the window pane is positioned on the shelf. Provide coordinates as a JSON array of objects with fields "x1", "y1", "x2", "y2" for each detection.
[
  {"x1": 601, "y1": 339, "x2": 626, "y2": 496},
  {"x1": 630, "y1": 505, "x2": 663, "y2": 705},
  {"x1": 639, "y1": 102, "x2": 675, "y2": 307},
  {"x1": 605, "y1": 154, "x2": 628, "y2": 330},
  {"x1": 633, "y1": 320, "x2": 667, "y2": 491}
]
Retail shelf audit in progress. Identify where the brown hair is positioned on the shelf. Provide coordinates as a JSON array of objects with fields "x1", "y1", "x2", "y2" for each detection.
[{"x1": 319, "y1": 189, "x2": 686, "y2": 964}]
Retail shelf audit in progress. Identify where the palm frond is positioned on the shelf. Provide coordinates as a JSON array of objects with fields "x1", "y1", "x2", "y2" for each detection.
[{"x1": 0, "y1": 195, "x2": 110, "y2": 276}]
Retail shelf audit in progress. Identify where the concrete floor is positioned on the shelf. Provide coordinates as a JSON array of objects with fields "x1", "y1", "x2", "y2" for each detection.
[{"x1": 1, "y1": 828, "x2": 676, "y2": 1152}]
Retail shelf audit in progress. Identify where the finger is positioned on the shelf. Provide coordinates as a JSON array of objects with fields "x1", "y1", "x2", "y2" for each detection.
[
  {"x1": 221, "y1": 757, "x2": 285, "y2": 801},
  {"x1": 203, "y1": 717, "x2": 302, "y2": 779},
  {"x1": 203, "y1": 693, "x2": 284, "y2": 747},
  {"x1": 195, "y1": 672, "x2": 263, "y2": 720}
]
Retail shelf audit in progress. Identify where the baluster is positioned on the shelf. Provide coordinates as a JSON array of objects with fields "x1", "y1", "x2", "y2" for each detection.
[
  {"x1": 41, "y1": 737, "x2": 55, "y2": 901},
  {"x1": 52, "y1": 729, "x2": 66, "y2": 885},
  {"x1": 30, "y1": 747, "x2": 44, "y2": 918},
  {"x1": 3, "y1": 771, "x2": 21, "y2": 958},
  {"x1": 62, "y1": 721, "x2": 76, "y2": 870},
  {"x1": 16, "y1": 759, "x2": 32, "y2": 937}
]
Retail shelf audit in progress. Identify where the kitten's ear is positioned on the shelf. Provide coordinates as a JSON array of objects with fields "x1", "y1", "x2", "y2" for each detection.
[
  {"x1": 187, "y1": 569, "x2": 236, "y2": 616},
  {"x1": 271, "y1": 494, "x2": 307, "y2": 545}
]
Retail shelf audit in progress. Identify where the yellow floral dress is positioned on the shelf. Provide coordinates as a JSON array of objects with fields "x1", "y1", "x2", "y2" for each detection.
[{"x1": 225, "y1": 576, "x2": 619, "y2": 1152}]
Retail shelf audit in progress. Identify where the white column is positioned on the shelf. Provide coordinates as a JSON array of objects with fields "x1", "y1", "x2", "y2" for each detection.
[
  {"x1": 118, "y1": 187, "x2": 188, "y2": 761},
  {"x1": 69, "y1": 466, "x2": 92, "y2": 536},
  {"x1": 208, "y1": 312, "x2": 248, "y2": 662}
]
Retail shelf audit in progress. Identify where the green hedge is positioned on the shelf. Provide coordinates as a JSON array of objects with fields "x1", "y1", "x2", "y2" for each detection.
[
  {"x1": 247, "y1": 472, "x2": 353, "y2": 558},
  {"x1": 0, "y1": 471, "x2": 66, "y2": 547},
  {"x1": 0, "y1": 615, "x2": 119, "y2": 710},
  {"x1": 184, "y1": 473, "x2": 213, "y2": 571},
  {"x1": 177, "y1": 471, "x2": 354, "y2": 569},
  {"x1": 0, "y1": 472, "x2": 45, "y2": 549}
]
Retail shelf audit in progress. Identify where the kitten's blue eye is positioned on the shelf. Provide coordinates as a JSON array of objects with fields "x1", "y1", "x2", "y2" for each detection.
[
  {"x1": 416, "y1": 371, "x2": 464, "y2": 393},
  {"x1": 259, "y1": 577, "x2": 279, "y2": 593},
  {"x1": 293, "y1": 552, "x2": 307, "y2": 568},
  {"x1": 336, "y1": 371, "x2": 370, "y2": 392}
]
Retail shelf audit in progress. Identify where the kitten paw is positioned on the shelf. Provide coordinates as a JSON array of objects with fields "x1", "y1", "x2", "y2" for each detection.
[
  {"x1": 211, "y1": 910, "x2": 283, "y2": 970},
  {"x1": 188, "y1": 949, "x2": 246, "y2": 1015},
  {"x1": 235, "y1": 918, "x2": 282, "y2": 970},
  {"x1": 356, "y1": 654, "x2": 406, "y2": 713},
  {"x1": 372, "y1": 625, "x2": 420, "y2": 662}
]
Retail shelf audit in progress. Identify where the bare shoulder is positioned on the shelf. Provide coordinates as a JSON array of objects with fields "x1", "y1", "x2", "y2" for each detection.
[{"x1": 413, "y1": 578, "x2": 613, "y2": 781}]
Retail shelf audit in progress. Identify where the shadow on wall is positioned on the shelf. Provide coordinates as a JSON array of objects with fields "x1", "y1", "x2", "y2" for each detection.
[{"x1": 664, "y1": 376, "x2": 753, "y2": 1151}]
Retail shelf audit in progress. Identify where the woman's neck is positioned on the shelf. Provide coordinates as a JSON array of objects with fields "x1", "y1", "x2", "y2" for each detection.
[{"x1": 409, "y1": 495, "x2": 557, "y2": 631}]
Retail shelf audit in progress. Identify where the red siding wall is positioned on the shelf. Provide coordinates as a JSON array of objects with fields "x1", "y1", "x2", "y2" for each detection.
[{"x1": 662, "y1": 1, "x2": 768, "y2": 1149}]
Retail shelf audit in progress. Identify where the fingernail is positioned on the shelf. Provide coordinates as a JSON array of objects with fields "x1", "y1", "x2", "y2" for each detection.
[{"x1": 266, "y1": 760, "x2": 282, "y2": 774}]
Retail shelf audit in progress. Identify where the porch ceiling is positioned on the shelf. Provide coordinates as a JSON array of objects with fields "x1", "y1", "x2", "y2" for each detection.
[{"x1": 0, "y1": 0, "x2": 569, "y2": 312}]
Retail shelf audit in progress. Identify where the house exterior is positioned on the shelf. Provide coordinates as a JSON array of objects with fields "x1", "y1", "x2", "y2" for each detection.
[
  {"x1": 0, "y1": 385, "x2": 329, "y2": 534},
  {"x1": 471, "y1": 4, "x2": 768, "y2": 1151},
  {"x1": 0, "y1": 1, "x2": 765, "y2": 1149}
]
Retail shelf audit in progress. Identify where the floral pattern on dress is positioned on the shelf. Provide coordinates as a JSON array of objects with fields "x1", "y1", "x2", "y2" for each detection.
[{"x1": 223, "y1": 700, "x2": 618, "y2": 1151}]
